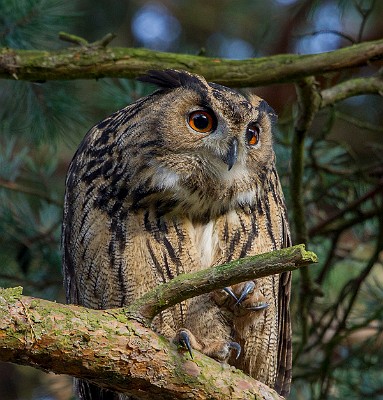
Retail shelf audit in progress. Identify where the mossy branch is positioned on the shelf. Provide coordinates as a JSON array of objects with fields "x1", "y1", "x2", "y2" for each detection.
[
  {"x1": 0, "y1": 287, "x2": 284, "y2": 400},
  {"x1": 127, "y1": 244, "x2": 317, "y2": 325},
  {"x1": 0, "y1": 245, "x2": 317, "y2": 400},
  {"x1": 320, "y1": 75, "x2": 383, "y2": 107},
  {"x1": 0, "y1": 37, "x2": 382, "y2": 86}
]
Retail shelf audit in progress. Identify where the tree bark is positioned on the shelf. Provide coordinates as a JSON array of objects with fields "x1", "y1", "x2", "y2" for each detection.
[
  {"x1": 0, "y1": 245, "x2": 317, "y2": 400},
  {"x1": 0, "y1": 38, "x2": 382, "y2": 86}
]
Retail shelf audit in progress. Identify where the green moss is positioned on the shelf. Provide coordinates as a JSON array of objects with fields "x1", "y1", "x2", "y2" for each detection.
[{"x1": 0, "y1": 286, "x2": 23, "y2": 301}]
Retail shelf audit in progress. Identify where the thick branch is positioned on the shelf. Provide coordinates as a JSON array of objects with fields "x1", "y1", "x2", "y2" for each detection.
[
  {"x1": 0, "y1": 38, "x2": 383, "y2": 85},
  {"x1": 0, "y1": 288, "x2": 282, "y2": 400},
  {"x1": 0, "y1": 245, "x2": 317, "y2": 399},
  {"x1": 127, "y1": 244, "x2": 317, "y2": 324}
]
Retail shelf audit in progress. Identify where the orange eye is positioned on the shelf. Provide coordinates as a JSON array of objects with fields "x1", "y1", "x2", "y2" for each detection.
[
  {"x1": 188, "y1": 110, "x2": 215, "y2": 133},
  {"x1": 246, "y1": 122, "x2": 260, "y2": 146}
]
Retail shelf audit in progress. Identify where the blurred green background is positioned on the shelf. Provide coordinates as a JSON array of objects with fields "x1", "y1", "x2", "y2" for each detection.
[{"x1": 1, "y1": 0, "x2": 383, "y2": 399}]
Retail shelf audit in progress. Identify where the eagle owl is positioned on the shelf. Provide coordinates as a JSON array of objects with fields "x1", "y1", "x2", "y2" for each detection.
[{"x1": 62, "y1": 69, "x2": 292, "y2": 399}]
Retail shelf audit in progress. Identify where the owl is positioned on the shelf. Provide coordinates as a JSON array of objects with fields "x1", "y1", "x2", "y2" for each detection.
[{"x1": 62, "y1": 69, "x2": 292, "y2": 399}]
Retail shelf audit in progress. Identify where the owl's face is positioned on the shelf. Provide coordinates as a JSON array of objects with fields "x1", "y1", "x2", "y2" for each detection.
[{"x1": 133, "y1": 70, "x2": 277, "y2": 220}]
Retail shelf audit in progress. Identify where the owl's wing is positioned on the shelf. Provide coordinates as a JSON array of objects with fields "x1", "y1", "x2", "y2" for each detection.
[
  {"x1": 74, "y1": 379, "x2": 119, "y2": 400},
  {"x1": 274, "y1": 214, "x2": 292, "y2": 397},
  {"x1": 62, "y1": 94, "x2": 161, "y2": 309},
  {"x1": 61, "y1": 100, "x2": 164, "y2": 400}
]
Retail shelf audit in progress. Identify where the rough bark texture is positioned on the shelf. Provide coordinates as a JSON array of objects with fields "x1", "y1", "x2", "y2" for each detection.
[
  {"x1": 0, "y1": 38, "x2": 382, "y2": 86},
  {"x1": 0, "y1": 245, "x2": 317, "y2": 400}
]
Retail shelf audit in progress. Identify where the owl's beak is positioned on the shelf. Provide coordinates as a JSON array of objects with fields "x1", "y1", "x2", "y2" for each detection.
[{"x1": 223, "y1": 137, "x2": 238, "y2": 171}]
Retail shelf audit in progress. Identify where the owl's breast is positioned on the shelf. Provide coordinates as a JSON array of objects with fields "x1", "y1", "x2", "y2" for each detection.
[{"x1": 189, "y1": 220, "x2": 220, "y2": 268}]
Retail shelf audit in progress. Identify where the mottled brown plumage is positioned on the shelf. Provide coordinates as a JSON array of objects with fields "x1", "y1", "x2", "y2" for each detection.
[{"x1": 62, "y1": 70, "x2": 292, "y2": 399}]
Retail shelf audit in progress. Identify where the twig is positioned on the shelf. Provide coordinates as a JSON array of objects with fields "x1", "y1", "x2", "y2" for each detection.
[
  {"x1": 354, "y1": 0, "x2": 377, "y2": 43},
  {"x1": 309, "y1": 180, "x2": 383, "y2": 237},
  {"x1": 59, "y1": 32, "x2": 88, "y2": 46},
  {"x1": 297, "y1": 30, "x2": 355, "y2": 44},
  {"x1": 93, "y1": 33, "x2": 117, "y2": 48},
  {"x1": 315, "y1": 233, "x2": 341, "y2": 285},
  {"x1": 335, "y1": 110, "x2": 383, "y2": 132},
  {"x1": 59, "y1": 32, "x2": 117, "y2": 48},
  {"x1": 305, "y1": 207, "x2": 383, "y2": 356},
  {"x1": 19, "y1": 299, "x2": 37, "y2": 343},
  {"x1": 313, "y1": 209, "x2": 379, "y2": 236}
]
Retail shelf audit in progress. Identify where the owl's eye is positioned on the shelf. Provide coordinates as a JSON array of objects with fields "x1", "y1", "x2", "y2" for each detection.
[
  {"x1": 246, "y1": 122, "x2": 261, "y2": 146},
  {"x1": 188, "y1": 110, "x2": 215, "y2": 133}
]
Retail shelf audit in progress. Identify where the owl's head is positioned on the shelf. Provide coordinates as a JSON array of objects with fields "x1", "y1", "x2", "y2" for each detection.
[
  {"x1": 84, "y1": 69, "x2": 279, "y2": 221},
  {"x1": 132, "y1": 70, "x2": 278, "y2": 219}
]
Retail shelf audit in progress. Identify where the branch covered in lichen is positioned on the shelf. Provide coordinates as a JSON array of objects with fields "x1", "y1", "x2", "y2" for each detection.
[
  {"x1": 0, "y1": 287, "x2": 283, "y2": 400},
  {"x1": 0, "y1": 38, "x2": 382, "y2": 86},
  {"x1": 0, "y1": 245, "x2": 317, "y2": 400}
]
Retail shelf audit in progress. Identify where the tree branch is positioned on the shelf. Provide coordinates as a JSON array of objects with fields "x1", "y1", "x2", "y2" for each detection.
[
  {"x1": 0, "y1": 38, "x2": 382, "y2": 85},
  {"x1": 321, "y1": 75, "x2": 383, "y2": 107},
  {"x1": 309, "y1": 180, "x2": 383, "y2": 237},
  {"x1": 291, "y1": 78, "x2": 321, "y2": 348},
  {"x1": 0, "y1": 245, "x2": 317, "y2": 400},
  {"x1": 127, "y1": 244, "x2": 317, "y2": 324},
  {"x1": 0, "y1": 287, "x2": 282, "y2": 400}
]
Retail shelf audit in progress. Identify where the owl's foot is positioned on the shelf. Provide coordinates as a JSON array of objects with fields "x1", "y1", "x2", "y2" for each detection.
[
  {"x1": 235, "y1": 281, "x2": 269, "y2": 311},
  {"x1": 178, "y1": 329, "x2": 194, "y2": 358},
  {"x1": 223, "y1": 286, "x2": 238, "y2": 302},
  {"x1": 203, "y1": 339, "x2": 241, "y2": 361},
  {"x1": 175, "y1": 328, "x2": 241, "y2": 361},
  {"x1": 221, "y1": 281, "x2": 268, "y2": 316}
]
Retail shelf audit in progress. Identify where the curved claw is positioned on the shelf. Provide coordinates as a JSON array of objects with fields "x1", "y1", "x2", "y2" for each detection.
[
  {"x1": 223, "y1": 287, "x2": 238, "y2": 302},
  {"x1": 179, "y1": 330, "x2": 193, "y2": 359},
  {"x1": 228, "y1": 341, "x2": 241, "y2": 359},
  {"x1": 247, "y1": 302, "x2": 269, "y2": 311},
  {"x1": 236, "y1": 281, "x2": 255, "y2": 305}
]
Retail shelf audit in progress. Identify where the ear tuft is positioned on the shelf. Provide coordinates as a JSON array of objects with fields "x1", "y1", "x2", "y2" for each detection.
[{"x1": 138, "y1": 69, "x2": 204, "y2": 90}]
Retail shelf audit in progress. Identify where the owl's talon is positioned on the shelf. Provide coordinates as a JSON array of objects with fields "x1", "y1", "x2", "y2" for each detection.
[
  {"x1": 223, "y1": 286, "x2": 238, "y2": 302},
  {"x1": 247, "y1": 302, "x2": 269, "y2": 311},
  {"x1": 228, "y1": 341, "x2": 241, "y2": 359},
  {"x1": 179, "y1": 330, "x2": 193, "y2": 359},
  {"x1": 236, "y1": 281, "x2": 255, "y2": 305}
]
